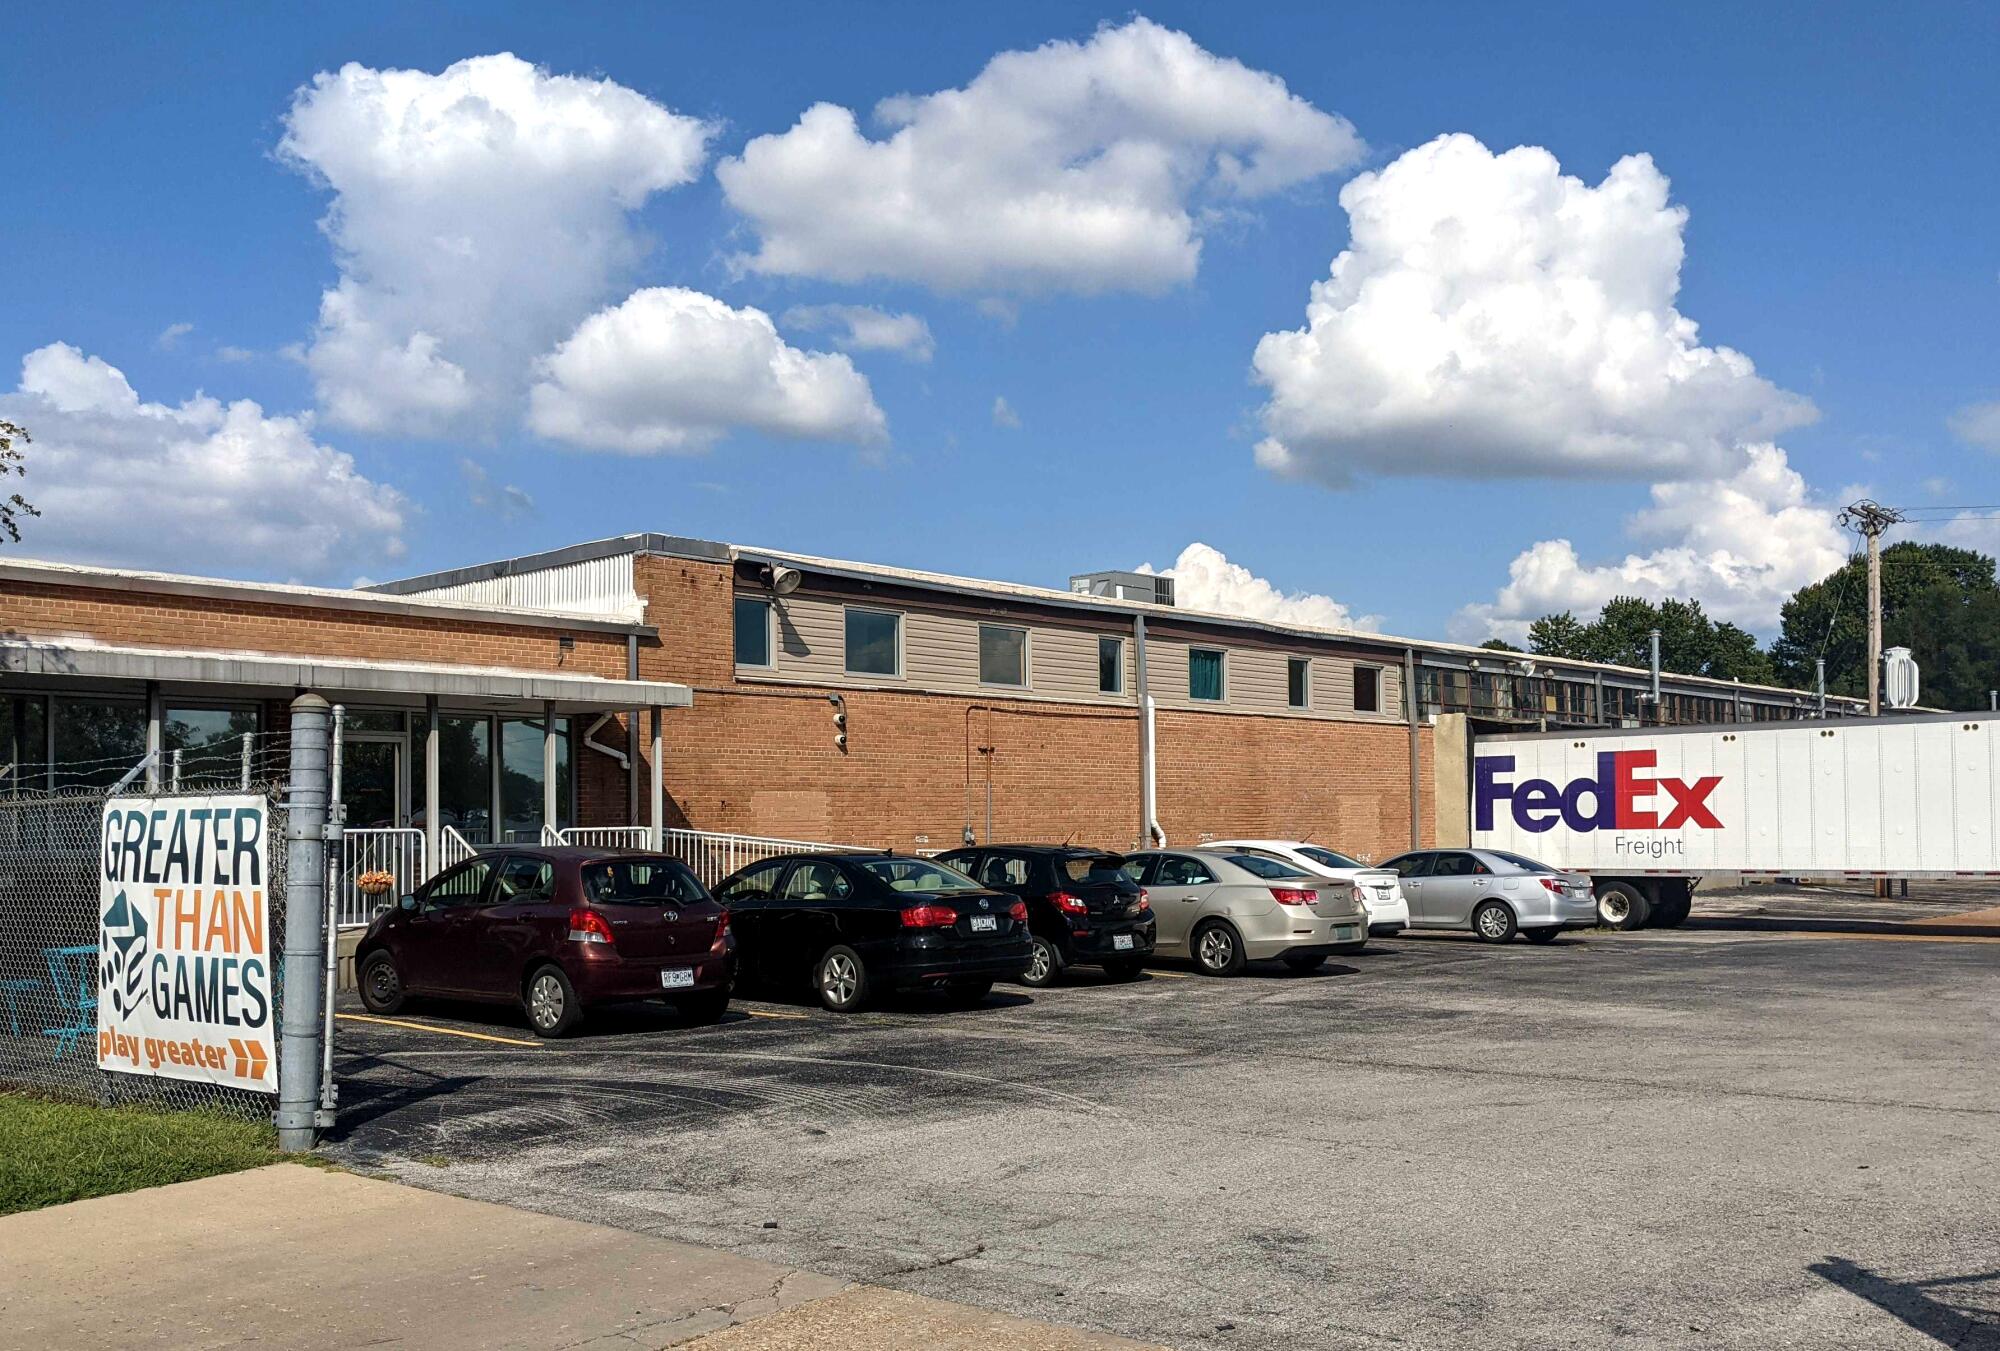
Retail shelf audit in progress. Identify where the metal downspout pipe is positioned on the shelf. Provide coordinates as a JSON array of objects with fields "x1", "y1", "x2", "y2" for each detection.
[
  {"x1": 1135, "y1": 614, "x2": 1163, "y2": 847},
  {"x1": 1405, "y1": 647, "x2": 1421, "y2": 849}
]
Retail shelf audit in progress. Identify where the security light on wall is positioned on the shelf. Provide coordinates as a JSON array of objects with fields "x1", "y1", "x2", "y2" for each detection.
[{"x1": 763, "y1": 564, "x2": 804, "y2": 595}]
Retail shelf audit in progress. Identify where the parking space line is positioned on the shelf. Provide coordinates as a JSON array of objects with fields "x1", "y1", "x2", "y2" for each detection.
[
  {"x1": 1146, "y1": 969, "x2": 1193, "y2": 979},
  {"x1": 335, "y1": 1012, "x2": 544, "y2": 1047},
  {"x1": 742, "y1": 1008, "x2": 813, "y2": 1020}
]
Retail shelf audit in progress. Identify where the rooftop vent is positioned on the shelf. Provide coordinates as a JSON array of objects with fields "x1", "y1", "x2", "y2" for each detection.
[{"x1": 1070, "y1": 570, "x2": 1175, "y2": 606}]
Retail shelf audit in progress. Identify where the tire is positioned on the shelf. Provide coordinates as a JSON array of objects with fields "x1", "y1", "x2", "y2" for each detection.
[
  {"x1": 1192, "y1": 921, "x2": 1248, "y2": 977},
  {"x1": 1472, "y1": 901, "x2": 1517, "y2": 944},
  {"x1": 1652, "y1": 892, "x2": 1692, "y2": 928},
  {"x1": 814, "y1": 945, "x2": 871, "y2": 1012},
  {"x1": 1596, "y1": 881, "x2": 1652, "y2": 931},
  {"x1": 943, "y1": 979, "x2": 993, "y2": 1008},
  {"x1": 1282, "y1": 953, "x2": 1328, "y2": 974},
  {"x1": 358, "y1": 951, "x2": 405, "y2": 1014},
  {"x1": 1522, "y1": 926, "x2": 1561, "y2": 944},
  {"x1": 524, "y1": 964, "x2": 583, "y2": 1038},
  {"x1": 673, "y1": 990, "x2": 730, "y2": 1024},
  {"x1": 1018, "y1": 934, "x2": 1063, "y2": 988},
  {"x1": 1101, "y1": 957, "x2": 1146, "y2": 982}
]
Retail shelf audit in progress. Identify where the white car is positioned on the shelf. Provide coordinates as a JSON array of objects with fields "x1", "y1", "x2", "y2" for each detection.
[{"x1": 1205, "y1": 840, "x2": 1411, "y2": 935}]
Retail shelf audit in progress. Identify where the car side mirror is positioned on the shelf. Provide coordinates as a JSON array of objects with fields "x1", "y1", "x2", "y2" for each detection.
[{"x1": 399, "y1": 894, "x2": 418, "y2": 912}]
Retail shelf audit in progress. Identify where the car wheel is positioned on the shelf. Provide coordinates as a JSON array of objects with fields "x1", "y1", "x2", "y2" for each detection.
[
  {"x1": 1472, "y1": 901, "x2": 1517, "y2": 944},
  {"x1": 1192, "y1": 921, "x2": 1247, "y2": 977},
  {"x1": 1522, "y1": 926, "x2": 1562, "y2": 944},
  {"x1": 1282, "y1": 953, "x2": 1327, "y2": 974},
  {"x1": 815, "y1": 945, "x2": 871, "y2": 1012},
  {"x1": 1101, "y1": 957, "x2": 1146, "y2": 981},
  {"x1": 358, "y1": 951, "x2": 405, "y2": 1014},
  {"x1": 943, "y1": 979, "x2": 993, "y2": 1008},
  {"x1": 673, "y1": 990, "x2": 730, "y2": 1024},
  {"x1": 1596, "y1": 881, "x2": 1652, "y2": 931},
  {"x1": 1018, "y1": 934, "x2": 1063, "y2": 988},
  {"x1": 524, "y1": 964, "x2": 582, "y2": 1038}
]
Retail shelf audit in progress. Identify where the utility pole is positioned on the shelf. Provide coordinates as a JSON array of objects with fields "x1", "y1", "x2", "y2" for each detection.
[{"x1": 1838, "y1": 500, "x2": 1904, "y2": 717}]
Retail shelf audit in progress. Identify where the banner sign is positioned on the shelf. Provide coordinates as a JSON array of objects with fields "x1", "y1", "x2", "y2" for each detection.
[{"x1": 97, "y1": 794, "x2": 276, "y2": 1091}]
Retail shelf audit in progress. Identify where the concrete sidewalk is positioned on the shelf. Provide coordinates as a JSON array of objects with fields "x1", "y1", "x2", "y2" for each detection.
[{"x1": 0, "y1": 1164, "x2": 1166, "y2": 1350}]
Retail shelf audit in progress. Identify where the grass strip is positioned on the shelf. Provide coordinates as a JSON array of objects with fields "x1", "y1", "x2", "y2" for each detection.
[{"x1": 0, "y1": 1092, "x2": 283, "y2": 1216}]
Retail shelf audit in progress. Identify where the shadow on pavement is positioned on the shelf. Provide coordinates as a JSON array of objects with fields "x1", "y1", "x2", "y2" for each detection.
[{"x1": 1809, "y1": 1256, "x2": 2000, "y2": 1347}]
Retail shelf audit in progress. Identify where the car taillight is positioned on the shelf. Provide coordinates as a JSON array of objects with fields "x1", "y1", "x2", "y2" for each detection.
[
  {"x1": 711, "y1": 909, "x2": 732, "y2": 953},
  {"x1": 1350, "y1": 884, "x2": 1367, "y2": 906},
  {"x1": 1007, "y1": 900, "x2": 1029, "y2": 921},
  {"x1": 1049, "y1": 891, "x2": 1089, "y2": 915},
  {"x1": 901, "y1": 903, "x2": 958, "y2": 928},
  {"x1": 1539, "y1": 877, "x2": 1565, "y2": 894},
  {"x1": 567, "y1": 907, "x2": 615, "y2": 946},
  {"x1": 1270, "y1": 887, "x2": 1318, "y2": 906},
  {"x1": 1135, "y1": 889, "x2": 1151, "y2": 912}
]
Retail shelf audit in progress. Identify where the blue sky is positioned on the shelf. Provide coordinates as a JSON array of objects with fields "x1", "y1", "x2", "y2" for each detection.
[{"x1": 2, "y1": 2, "x2": 1995, "y2": 642}]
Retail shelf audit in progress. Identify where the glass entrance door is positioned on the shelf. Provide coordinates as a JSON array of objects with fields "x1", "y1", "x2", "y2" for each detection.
[{"x1": 344, "y1": 739, "x2": 407, "y2": 829}]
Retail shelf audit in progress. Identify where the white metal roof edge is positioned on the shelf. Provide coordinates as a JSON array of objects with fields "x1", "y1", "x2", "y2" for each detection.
[
  {"x1": 0, "y1": 635, "x2": 691, "y2": 710},
  {"x1": 0, "y1": 556, "x2": 656, "y2": 637}
]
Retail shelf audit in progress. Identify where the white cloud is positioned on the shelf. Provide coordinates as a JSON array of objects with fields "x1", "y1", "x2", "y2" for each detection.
[
  {"x1": 457, "y1": 458, "x2": 534, "y2": 520},
  {"x1": 1, "y1": 343, "x2": 408, "y2": 577},
  {"x1": 718, "y1": 17, "x2": 1362, "y2": 295},
  {"x1": 1138, "y1": 542, "x2": 1379, "y2": 631},
  {"x1": 527, "y1": 288, "x2": 886, "y2": 453},
  {"x1": 780, "y1": 305, "x2": 934, "y2": 362},
  {"x1": 278, "y1": 53, "x2": 714, "y2": 436},
  {"x1": 991, "y1": 395, "x2": 1021, "y2": 429},
  {"x1": 1252, "y1": 134, "x2": 1816, "y2": 485},
  {"x1": 216, "y1": 345, "x2": 256, "y2": 364},
  {"x1": 1451, "y1": 445, "x2": 1850, "y2": 642},
  {"x1": 1949, "y1": 400, "x2": 2000, "y2": 454},
  {"x1": 155, "y1": 322, "x2": 194, "y2": 351}
]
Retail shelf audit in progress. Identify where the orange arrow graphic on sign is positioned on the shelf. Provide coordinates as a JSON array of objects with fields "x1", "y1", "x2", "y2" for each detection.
[{"x1": 229, "y1": 1038, "x2": 269, "y2": 1081}]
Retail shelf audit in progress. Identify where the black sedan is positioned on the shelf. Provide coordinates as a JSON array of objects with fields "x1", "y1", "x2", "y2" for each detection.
[
  {"x1": 934, "y1": 845, "x2": 1155, "y2": 986},
  {"x1": 711, "y1": 852, "x2": 1031, "y2": 1011}
]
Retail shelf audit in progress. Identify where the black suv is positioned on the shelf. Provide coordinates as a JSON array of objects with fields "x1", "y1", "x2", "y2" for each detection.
[{"x1": 935, "y1": 845, "x2": 1156, "y2": 986}]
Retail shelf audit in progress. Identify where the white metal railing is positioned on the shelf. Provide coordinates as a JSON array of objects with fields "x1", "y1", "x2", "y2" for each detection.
[
  {"x1": 660, "y1": 828, "x2": 866, "y2": 889},
  {"x1": 558, "y1": 826, "x2": 654, "y2": 849},
  {"x1": 540, "y1": 824, "x2": 564, "y2": 845},
  {"x1": 336, "y1": 827, "x2": 425, "y2": 928},
  {"x1": 439, "y1": 825, "x2": 479, "y2": 871}
]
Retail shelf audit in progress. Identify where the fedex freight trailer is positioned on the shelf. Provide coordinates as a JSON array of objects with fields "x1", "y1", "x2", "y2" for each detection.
[{"x1": 1468, "y1": 712, "x2": 1999, "y2": 929}]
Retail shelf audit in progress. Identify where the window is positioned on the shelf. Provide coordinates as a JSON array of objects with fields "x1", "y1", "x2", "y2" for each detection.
[
  {"x1": 979, "y1": 624, "x2": 1027, "y2": 687},
  {"x1": 425, "y1": 859, "x2": 495, "y2": 908},
  {"x1": 499, "y1": 716, "x2": 571, "y2": 843},
  {"x1": 1, "y1": 694, "x2": 48, "y2": 794},
  {"x1": 1354, "y1": 665, "x2": 1382, "y2": 713},
  {"x1": 583, "y1": 859, "x2": 706, "y2": 905},
  {"x1": 845, "y1": 608, "x2": 902, "y2": 677},
  {"x1": 1287, "y1": 657, "x2": 1310, "y2": 709},
  {"x1": 493, "y1": 856, "x2": 556, "y2": 903},
  {"x1": 437, "y1": 716, "x2": 493, "y2": 843},
  {"x1": 1223, "y1": 853, "x2": 1300, "y2": 880},
  {"x1": 979, "y1": 854, "x2": 1031, "y2": 887},
  {"x1": 1300, "y1": 845, "x2": 1365, "y2": 871},
  {"x1": 52, "y1": 698, "x2": 146, "y2": 790},
  {"x1": 1098, "y1": 636, "x2": 1124, "y2": 694},
  {"x1": 1188, "y1": 648, "x2": 1225, "y2": 702},
  {"x1": 1387, "y1": 853, "x2": 1433, "y2": 879},
  {"x1": 1432, "y1": 852, "x2": 1488, "y2": 877},
  {"x1": 734, "y1": 596, "x2": 773, "y2": 668},
  {"x1": 1155, "y1": 855, "x2": 1216, "y2": 886},
  {"x1": 781, "y1": 862, "x2": 854, "y2": 902},
  {"x1": 1058, "y1": 853, "x2": 1129, "y2": 884},
  {"x1": 855, "y1": 857, "x2": 984, "y2": 892},
  {"x1": 715, "y1": 861, "x2": 786, "y2": 903}
]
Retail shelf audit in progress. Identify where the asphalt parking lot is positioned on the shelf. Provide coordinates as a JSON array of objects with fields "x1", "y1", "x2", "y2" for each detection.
[{"x1": 328, "y1": 909, "x2": 2000, "y2": 1350}]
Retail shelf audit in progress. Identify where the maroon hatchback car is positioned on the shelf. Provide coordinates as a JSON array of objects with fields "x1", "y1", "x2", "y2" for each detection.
[{"x1": 354, "y1": 848, "x2": 735, "y2": 1037}]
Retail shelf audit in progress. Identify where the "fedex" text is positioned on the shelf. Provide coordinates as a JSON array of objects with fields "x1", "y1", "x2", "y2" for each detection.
[{"x1": 1475, "y1": 751, "x2": 1723, "y2": 834}]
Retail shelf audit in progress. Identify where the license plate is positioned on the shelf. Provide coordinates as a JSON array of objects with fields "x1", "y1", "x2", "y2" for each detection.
[
  {"x1": 1111, "y1": 933, "x2": 1135, "y2": 950},
  {"x1": 1336, "y1": 926, "x2": 1358, "y2": 941},
  {"x1": 970, "y1": 915, "x2": 997, "y2": 932},
  {"x1": 659, "y1": 968, "x2": 695, "y2": 989}
]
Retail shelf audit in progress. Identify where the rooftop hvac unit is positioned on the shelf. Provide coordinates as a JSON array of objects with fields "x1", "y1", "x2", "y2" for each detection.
[
  {"x1": 1883, "y1": 646, "x2": 1921, "y2": 709},
  {"x1": 1069, "y1": 570, "x2": 1175, "y2": 606}
]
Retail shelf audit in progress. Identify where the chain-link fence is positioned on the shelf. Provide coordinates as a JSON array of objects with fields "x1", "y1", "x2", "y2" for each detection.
[{"x1": 0, "y1": 776, "x2": 290, "y2": 1121}]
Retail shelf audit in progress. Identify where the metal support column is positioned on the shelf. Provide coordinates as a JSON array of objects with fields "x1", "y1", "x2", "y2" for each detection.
[
  {"x1": 144, "y1": 681, "x2": 162, "y2": 791},
  {"x1": 649, "y1": 706, "x2": 665, "y2": 851},
  {"x1": 542, "y1": 700, "x2": 558, "y2": 836},
  {"x1": 423, "y1": 696, "x2": 440, "y2": 878},
  {"x1": 276, "y1": 693, "x2": 330, "y2": 1151},
  {"x1": 1405, "y1": 647, "x2": 1421, "y2": 849}
]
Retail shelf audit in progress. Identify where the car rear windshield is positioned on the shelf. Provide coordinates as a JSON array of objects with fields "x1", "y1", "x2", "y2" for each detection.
[
  {"x1": 1298, "y1": 846, "x2": 1365, "y2": 870},
  {"x1": 1485, "y1": 851, "x2": 1556, "y2": 873},
  {"x1": 581, "y1": 859, "x2": 707, "y2": 905},
  {"x1": 1058, "y1": 853, "x2": 1130, "y2": 884},
  {"x1": 856, "y1": 858, "x2": 985, "y2": 893},
  {"x1": 1221, "y1": 853, "x2": 1304, "y2": 880}
]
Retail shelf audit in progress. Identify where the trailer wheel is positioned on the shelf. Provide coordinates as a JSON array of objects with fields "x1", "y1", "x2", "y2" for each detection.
[
  {"x1": 1596, "y1": 881, "x2": 1651, "y2": 931},
  {"x1": 1651, "y1": 894, "x2": 1691, "y2": 927}
]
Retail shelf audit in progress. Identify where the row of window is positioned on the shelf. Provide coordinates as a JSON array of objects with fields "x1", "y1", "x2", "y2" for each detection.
[
  {"x1": 1, "y1": 694, "x2": 260, "y2": 791},
  {"x1": 733, "y1": 596, "x2": 1385, "y2": 710}
]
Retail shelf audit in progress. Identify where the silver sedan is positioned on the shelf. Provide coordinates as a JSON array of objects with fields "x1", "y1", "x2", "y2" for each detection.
[
  {"x1": 1377, "y1": 848, "x2": 1596, "y2": 943},
  {"x1": 1121, "y1": 848, "x2": 1369, "y2": 975}
]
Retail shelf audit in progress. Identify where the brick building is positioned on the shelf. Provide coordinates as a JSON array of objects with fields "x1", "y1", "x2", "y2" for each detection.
[{"x1": 2, "y1": 534, "x2": 1863, "y2": 884}]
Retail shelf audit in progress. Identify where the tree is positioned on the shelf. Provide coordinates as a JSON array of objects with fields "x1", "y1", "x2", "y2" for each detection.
[
  {"x1": 1478, "y1": 637, "x2": 1522, "y2": 653},
  {"x1": 0, "y1": 419, "x2": 36, "y2": 544},
  {"x1": 1526, "y1": 612, "x2": 1588, "y2": 659},
  {"x1": 1772, "y1": 542, "x2": 2000, "y2": 711},
  {"x1": 1523, "y1": 595, "x2": 1778, "y2": 685}
]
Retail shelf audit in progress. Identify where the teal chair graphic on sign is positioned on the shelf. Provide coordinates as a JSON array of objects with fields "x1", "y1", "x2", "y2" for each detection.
[{"x1": 42, "y1": 946, "x2": 97, "y2": 1059}]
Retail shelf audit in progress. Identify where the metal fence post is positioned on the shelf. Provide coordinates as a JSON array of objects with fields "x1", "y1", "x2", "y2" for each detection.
[
  {"x1": 321, "y1": 706, "x2": 345, "y2": 1124},
  {"x1": 277, "y1": 693, "x2": 330, "y2": 1150}
]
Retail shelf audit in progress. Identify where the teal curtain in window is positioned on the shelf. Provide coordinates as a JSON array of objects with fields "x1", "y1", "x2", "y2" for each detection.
[{"x1": 1189, "y1": 650, "x2": 1224, "y2": 701}]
